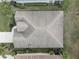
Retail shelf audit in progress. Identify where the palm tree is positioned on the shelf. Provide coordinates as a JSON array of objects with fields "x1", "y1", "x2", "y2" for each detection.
[
  {"x1": 0, "y1": 44, "x2": 15, "y2": 56},
  {"x1": 0, "y1": 44, "x2": 7, "y2": 58}
]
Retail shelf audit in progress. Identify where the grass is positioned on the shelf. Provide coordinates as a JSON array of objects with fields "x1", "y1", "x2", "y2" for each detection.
[
  {"x1": 0, "y1": 2, "x2": 14, "y2": 32},
  {"x1": 0, "y1": 43, "x2": 15, "y2": 56},
  {"x1": 63, "y1": 0, "x2": 79, "y2": 59},
  {"x1": 0, "y1": 15, "x2": 10, "y2": 31},
  {"x1": 63, "y1": 0, "x2": 70, "y2": 12}
]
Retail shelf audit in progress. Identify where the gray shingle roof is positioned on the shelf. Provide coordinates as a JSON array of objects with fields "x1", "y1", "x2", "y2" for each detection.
[
  {"x1": 13, "y1": 11, "x2": 64, "y2": 48},
  {"x1": 15, "y1": 53, "x2": 62, "y2": 59}
]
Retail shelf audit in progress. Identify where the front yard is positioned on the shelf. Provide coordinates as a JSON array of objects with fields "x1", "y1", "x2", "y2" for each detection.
[
  {"x1": 0, "y1": 2, "x2": 14, "y2": 32},
  {"x1": 0, "y1": 15, "x2": 11, "y2": 31}
]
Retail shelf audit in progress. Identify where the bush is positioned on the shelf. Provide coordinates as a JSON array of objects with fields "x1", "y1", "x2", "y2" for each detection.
[
  {"x1": 9, "y1": 14, "x2": 16, "y2": 31},
  {"x1": 24, "y1": 3, "x2": 48, "y2": 6},
  {"x1": 54, "y1": 1, "x2": 63, "y2": 7},
  {"x1": 10, "y1": 1, "x2": 16, "y2": 6},
  {"x1": 15, "y1": 3, "x2": 25, "y2": 9}
]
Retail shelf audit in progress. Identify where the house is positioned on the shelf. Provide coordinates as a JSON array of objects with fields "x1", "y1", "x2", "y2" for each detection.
[
  {"x1": 13, "y1": 11, "x2": 64, "y2": 48},
  {"x1": 15, "y1": 53, "x2": 62, "y2": 59},
  {"x1": 0, "y1": 0, "x2": 63, "y2": 3}
]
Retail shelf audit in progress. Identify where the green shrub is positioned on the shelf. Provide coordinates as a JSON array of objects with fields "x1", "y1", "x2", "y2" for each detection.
[{"x1": 15, "y1": 3, "x2": 25, "y2": 9}]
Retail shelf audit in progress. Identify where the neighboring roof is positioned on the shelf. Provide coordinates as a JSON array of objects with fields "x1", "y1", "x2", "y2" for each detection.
[
  {"x1": 0, "y1": 0, "x2": 63, "y2": 3},
  {"x1": 15, "y1": 53, "x2": 62, "y2": 59},
  {"x1": 13, "y1": 11, "x2": 64, "y2": 48},
  {"x1": 15, "y1": 0, "x2": 63, "y2": 3}
]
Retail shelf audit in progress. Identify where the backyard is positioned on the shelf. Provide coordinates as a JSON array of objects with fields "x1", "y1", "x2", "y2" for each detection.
[{"x1": 64, "y1": 0, "x2": 79, "y2": 59}]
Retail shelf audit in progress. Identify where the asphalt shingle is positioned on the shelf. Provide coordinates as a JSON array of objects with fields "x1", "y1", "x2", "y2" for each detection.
[{"x1": 13, "y1": 11, "x2": 64, "y2": 48}]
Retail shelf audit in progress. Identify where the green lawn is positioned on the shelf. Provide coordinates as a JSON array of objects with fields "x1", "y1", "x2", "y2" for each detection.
[
  {"x1": 63, "y1": 0, "x2": 79, "y2": 59},
  {"x1": 0, "y1": 15, "x2": 10, "y2": 31},
  {"x1": 0, "y1": 2, "x2": 14, "y2": 32}
]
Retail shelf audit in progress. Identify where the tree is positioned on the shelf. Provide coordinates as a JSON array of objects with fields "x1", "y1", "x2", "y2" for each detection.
[{"x1": 0, "y1": 44, "x2": 15, "y2": 56}]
